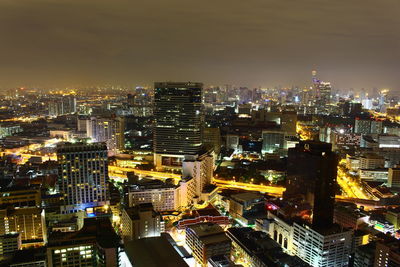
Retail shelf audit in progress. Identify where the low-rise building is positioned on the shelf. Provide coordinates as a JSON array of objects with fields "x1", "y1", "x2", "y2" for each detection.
[
  {"x1": 388, "y1": 167, "x2": 400, "y2": 188},
  {"x1": 46, "y1": 218, "x2": 120, "y2": 267},
  {"x1": 0, "y1": 233, "x2": 21, "y2": 256},
  {"x1": 226, "y1": 227, "x2": 308, "y2": 267},
  {"x1": 359, "y1": 153, "x2": 385, "y2": 170},
  {"x1": 334, "y1": 203, "x2": 370, "y2": 230},
  {"x1": 186, "y1": 223, "x2": 231, "y2": 266},
  {"x1": 120, "y1": 203, "x2": 164, "y2": 242},
  {"x1": 228, "y1": 192, "x2": 265, "y2": 225},
  {"x1": 359, "y1": 168, "x2": 388, "y2": 182}
]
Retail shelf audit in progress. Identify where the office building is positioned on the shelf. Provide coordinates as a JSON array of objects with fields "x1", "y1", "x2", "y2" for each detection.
[
  {"x1": 203, "y1": 127, "x2": 221, "y2": 156},
  {"x1": 57, "y1": 143, "x2": 109, "y2": 214},
  {"x1": 127, "y1": 179, "x2": 178, "y2": 211},
  {"x1": 127, "y1": 88, "x2": 153, "y2": 117},
  {"x1": 226, "y1": 227, "x2": 309, "y2": 267},
  {"x1": 281, "y1": 110, "x2": 298, "y2": 134},
  {"x1": 0, "y1": 124, "x2": 22, "y2": 138},
  {"x1": 228, "y1": 192, "x2": 265, "y2": 225},
  {"x1": 0, "y1": 233, "x2": 21, "y2": 256},
  {"x1": 153, "y1": 82, "x2": 203, "y2": 169},
  {"x1": 0, "y1": 186, "x2": 41, "y2": 207},
  {"x1": 124, "y1": 236, "x2": 189, "y2": 267},
  {"x1": 342, "y1": 101, "x2": 363, "y2": 116},
  {"x1": 127, "y1": 177, "x2": 198, "y2": 212},
  {"x1": 359, "y1": 153, "x2": 385, "y2": 169},
  {"x1": 226, "y1": 134, "x2": 239, "y2": 150},
  {"x1": 121, "y1": 203, "x2": 164, "y2": 242},
  {"x1": 285, "y1": 141, "x2": 338, "y2": 229},
  {"x1": 292, "y1": 223, "x2": 353, "y2": 267},
  {"x1": 7, "y1": 247, "x2": 47, "y2": 267},
  {"x1": 334, "y1": 203, "x2": 370, "y2": 230},
  {"x1": 86, "y1": 116, "x2": 125, "y2": 153},
  {"x1": 317, "y1": 82, "x2": 332, "y2": 106},
  {"x1": 386, "y1": 208, "x2": 400, "y2": 229},
  {"x1": 0, "y1": 207, "x2": 46, "y2": 248},
  {"x1": 354, "y1": 242, "x2": 375, "y2": 267},
  {"x1": 388, "y1": 167, "x2": 400, "y2": 188},
  {"x1": 374, "y1": 238, "x2": 400, "y2": 267},
  {"x1": 262, "y1": 130, "x2": 285, "y2": 153},
  {"x1": 48, "y1": 95, "x2": 76, "y2": 116},
  {"x1": 47, "y1": 218, "x2": 120, "y2": 267},
  {"x1": 185, "y1": 223, "x2": 231, "y2": 266},
  {"x1": 355, "y1": 118, "x2": 383, "y2": 135}
]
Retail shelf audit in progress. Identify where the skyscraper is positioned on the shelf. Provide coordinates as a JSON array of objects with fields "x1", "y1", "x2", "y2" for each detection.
[
  {"x1": 153, "y1": 82, "x2": 203, "y2": 169},
  {"x1": 285, "y1": 141, "x2": 338, "y2": 228},
  {"x1": 57, "y1": 143, "x2": 109, "y2": 214},
  {"x1": 311, "y1": 71, "x2": 332, "y2": 106}
]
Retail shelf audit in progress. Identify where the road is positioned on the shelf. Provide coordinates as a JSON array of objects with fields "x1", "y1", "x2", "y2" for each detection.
[{"x1": 212, "y1": 178, "x2": 286, "y2": 196}]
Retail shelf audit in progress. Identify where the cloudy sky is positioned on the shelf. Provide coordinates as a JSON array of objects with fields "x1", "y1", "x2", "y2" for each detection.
[{"x1": 0, "y1": 0, "x2": 399, "y2": 90}]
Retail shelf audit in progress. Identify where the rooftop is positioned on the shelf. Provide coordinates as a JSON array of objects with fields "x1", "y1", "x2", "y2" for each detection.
[
  {"x1": 47, "y1": 217, "x2": 120, "y2": 249},
  {"x1": 187, "y1": 223, "x2": 230, "y2": 245},
  {"x1": 124, "y1": 236, "x2": 188, "y2": 267}
]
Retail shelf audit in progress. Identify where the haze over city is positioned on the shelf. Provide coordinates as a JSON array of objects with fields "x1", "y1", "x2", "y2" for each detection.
[
  {"x1": 0, "y1": 0, "x2": 399, "y2": 89},
  {"x1": 2, "y1": 1, "x2": 400, "y2": 267}
]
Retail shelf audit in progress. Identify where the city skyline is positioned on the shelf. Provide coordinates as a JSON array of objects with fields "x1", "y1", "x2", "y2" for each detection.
[{"x1": 0, "y1": 0, "x2": 399, "y2": 90}]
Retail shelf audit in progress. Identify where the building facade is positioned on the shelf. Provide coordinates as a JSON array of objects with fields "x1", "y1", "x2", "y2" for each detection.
[
  {"x1": 292, "y1": 223, "x2": 352, "y2": 267},
  {"x1": 153, "y1": 82, "x2": 203, "y2": 169},
  {"x1": 120, "y1": 203, "x2": 164, "y2": 242},
  {"x1": 185, "y1": 223, "x2": 231, "y2": 266},
  {"x1": 0, "y1": 207, "x2": 46, "y2": 248},
  {"x1": 57, "y1": 143, "x2": 109, "y2": 214}
]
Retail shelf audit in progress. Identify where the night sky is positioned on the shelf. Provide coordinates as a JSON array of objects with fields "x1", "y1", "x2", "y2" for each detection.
[{"x1": 0, "y1": 0, "x2": 399, "y2": 90}]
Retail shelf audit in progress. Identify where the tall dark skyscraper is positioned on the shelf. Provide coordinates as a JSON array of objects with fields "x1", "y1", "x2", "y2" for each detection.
[
  {"x1": 57, "y1": 143, "x2": 109, "y2": 214},
  {"x1": 285, "y1": 141, "x2": 338, "y2": 228},
  {"x1": 153, "y1": 82, "x2": 203, "y2": 169}
]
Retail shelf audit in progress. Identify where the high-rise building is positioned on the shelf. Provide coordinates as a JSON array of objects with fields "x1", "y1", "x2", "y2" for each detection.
[
  {"x1": 285, "y1": 141, "x2": 338, "y2": 229},
  {"x1": 318, "y1": 81, "x2": 332, "y2": 105},
  {"x1": 127, "y1": 87, "x2": 153, "y2": 117},
  {"x1": 355, "y1": 118, "x2": 383, "y2": 135},
  {"x1": 311, "y1": 71, "x2": 332, "y2": 106},
  {"x1": 0, "y1": 207, "x2": 46, "y2": 248},
  {"x1": 292, "y1": 223, "x2": 353, "y2": 267},
  {"x1": 182, "y1": 152, "x2": 214, "y2": 196},
  {"x1": 86, "y1": 116, "x2": 125, "y2": 154},
  {"x1": 374, "y1": 238, "x2": 400, "y2": 267},
  {"x1": 57, "y1": 143, "x2": 109, "y2": 214},
  {"x1": 153, "y1": 82, "x2": 203, "y2": 169},
  {"x1": 203, "y1": 127, "x2": 221, "y2": 156},
  {"x1": 354, "y1": 242, "x2": 376, "y2": 267},
  {"x1": 262, "y1": 130, "x2": 285, "y2": 153}
]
